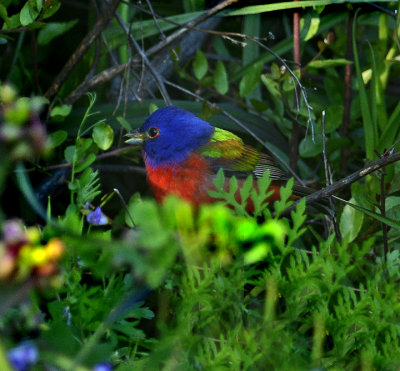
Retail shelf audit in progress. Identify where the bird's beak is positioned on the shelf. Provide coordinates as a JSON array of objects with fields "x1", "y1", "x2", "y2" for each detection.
[{"x1": 125, "y1": 129, "x2": 145, "y2": 145}]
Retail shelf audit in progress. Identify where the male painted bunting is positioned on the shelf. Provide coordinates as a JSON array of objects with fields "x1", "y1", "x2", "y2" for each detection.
[{"x1": 125, "y1": 106, "x2": 314, "y2": 211}]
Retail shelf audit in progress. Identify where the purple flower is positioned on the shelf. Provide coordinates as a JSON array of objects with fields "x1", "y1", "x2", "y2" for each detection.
[
  {"x1": 86, "y1": 207, "x2": 108, "y2": 226},
  {"x1": 93, "y1": 362, "x2": 112, "y2": 371},
  {"x1": 3, "y1": 219, "x2": 25, "y2": 245},
  {"x1": 8, "y1": 341, "x2": 39, "y2": 371}
]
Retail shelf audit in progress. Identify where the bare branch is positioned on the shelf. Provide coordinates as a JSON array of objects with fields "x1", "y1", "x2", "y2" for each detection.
[
  {"x1": 284, "y1": 151, "x2": 400, "y2": 213},
  {"x1": 44, "y1": 0, "x2": 121, "y2": 100},
  {"x1": 65, "y1": 0, "x2": 240, "y2": 104},
  {"x1": 115, "y1": 11, "x2": 172, "y2": 105}
]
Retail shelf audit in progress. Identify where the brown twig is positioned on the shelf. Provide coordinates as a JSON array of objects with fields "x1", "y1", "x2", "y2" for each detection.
[
  {"x1": 44, "y1": 0, "x2": 121, "y2": 100},
  {"x1": 24, "y1": 146, "x2": 139, "y2": 172},
  {"x1": 284, "y1": 151, "x2": 400, "y2": 214},
  {"x1": 65, "y1": 0, "x2": 241, "y2": 104},
  {"x1": 321, "y1": 110, "x2": 341, "y2": 242},
  {"x1": 115, "y1": 11, "x2": 172, "y2": 105},
  {"x1": 0, "y1": 26, "x2": 30, "y2": 34}
]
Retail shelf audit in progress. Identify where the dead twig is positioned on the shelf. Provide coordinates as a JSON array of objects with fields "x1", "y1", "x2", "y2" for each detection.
[
  {"x1": 44, "y1": 0, "x2": 121, "y2": 100},
  {"x1": 284, "y1": 151, "x2": 400, "y2": 213},
  {"x1": 321, "y1": 110, "x2": 341, "y2": 242},
  {"x1": 65, "y1": 0, "x2": 241, "y2": 104},
  {"x1": 115, "y1": 12, "x2": 172, "y2": 105}
]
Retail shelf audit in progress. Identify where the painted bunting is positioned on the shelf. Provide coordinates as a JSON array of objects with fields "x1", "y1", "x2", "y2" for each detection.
[{"x1": 125, "y1": 106, "x2": 314, "y2": 211}]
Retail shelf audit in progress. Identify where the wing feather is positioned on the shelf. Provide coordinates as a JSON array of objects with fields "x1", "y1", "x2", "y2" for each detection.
[{"x1": 195, "y1": 127, "x2": 286, "y2": 180}]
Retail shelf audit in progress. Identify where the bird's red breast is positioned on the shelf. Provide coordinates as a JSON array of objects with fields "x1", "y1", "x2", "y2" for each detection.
[
  {"x1": 145, "y1": 152, "x2": 214, "y2": 206},
  {"x1": 145, "y1": 152, "x2": 285, "y2": 211}
]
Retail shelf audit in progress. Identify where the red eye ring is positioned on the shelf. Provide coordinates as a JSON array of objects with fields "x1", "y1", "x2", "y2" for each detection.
[{"x1": 147, "y1": 127, "x2": 160, "y2": 139}]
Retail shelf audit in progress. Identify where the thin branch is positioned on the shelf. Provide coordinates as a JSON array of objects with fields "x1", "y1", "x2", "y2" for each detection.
[
  {"x1": 44, "y1": 0, "x2": 121, "y2": 99},
  {"x1": 127, "y1": 2, "x2": 315, "y2": 137},
  {"x1": 145, "y1": 0, "x2": 167, "y2": 41},
  {"x1": 23, "y1": 146, "x2": 139, "y2": 173},
  {"x1": 65, "y1": 0, "x2": 241, "y2": 104},
  {"x1": 115, "y1": 11, "x2": 172, "y2": 105},
  {"x1": 322, "y1": 110, "x2": 341, "y2": 242},
  {"x1": 284, "y1": 151, "x2": 400, "y2": 213}
]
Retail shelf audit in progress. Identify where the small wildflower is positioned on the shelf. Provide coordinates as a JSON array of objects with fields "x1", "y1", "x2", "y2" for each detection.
[
  {"x1": 0, "y1": 219, "x2": 65, "y2": 281},
  {"x1": 0, "y1": 247, "x2": 16, "y2": 280},
  {"x1": 30, "y1": 247, "x2": 48, "y2": 266},
  {"x1": 93, "y1": 362, "x2": 112, "y2": 371},
  {"x1": 7, "y1": 341, "x2": 39, "y2": 371},
  {"x1": 3, "y1": 220, "x2": 26, "y2": 246},
  {"x1": 45, "y1": 238, "x2": 64, "y2": 260},
  {"x1": 86, "y1": 207, "x2": 108, "y2": 226}
]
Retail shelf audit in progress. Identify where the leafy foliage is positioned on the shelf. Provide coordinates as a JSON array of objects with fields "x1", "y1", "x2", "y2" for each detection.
[{"x1": 1, "y1": 0, "x2": 400, "y2": 370}]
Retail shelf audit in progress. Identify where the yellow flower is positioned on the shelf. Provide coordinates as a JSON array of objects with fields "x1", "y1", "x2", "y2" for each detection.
[
  {"x1": 45, "y1": 238, "x2": 64, "y2": 260},
  {"x1": 30, "y1": 247, "x2": 48, "y2": 266}
]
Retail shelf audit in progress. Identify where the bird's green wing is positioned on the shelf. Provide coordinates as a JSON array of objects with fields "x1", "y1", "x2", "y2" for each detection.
[{"x1": 196, "y1": 128, "x2": 286, "y2": 180}]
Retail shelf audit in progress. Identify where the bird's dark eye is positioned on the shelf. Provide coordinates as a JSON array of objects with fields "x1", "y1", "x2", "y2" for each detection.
[{"x1": 147, "y1": 127, "x2": 160, "y2": 139}]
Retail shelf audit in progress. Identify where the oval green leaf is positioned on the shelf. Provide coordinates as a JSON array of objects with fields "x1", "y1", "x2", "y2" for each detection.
[
  {"x1": 193, "y1": 50, "x2": 208, "y2": 80},
  {"x1": 214, "y1": 60, "x2": 228, "y2": 95},
  {"x1": 93, "y1": 123, "x2": 114, "y2": 150},
  {"x1": 339, "y1": 197, "x2": 364, "y2": 243}
]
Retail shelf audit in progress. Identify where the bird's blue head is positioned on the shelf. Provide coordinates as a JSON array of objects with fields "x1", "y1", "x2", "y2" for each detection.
[{"x1": 125, "y1": 106, "x2": 214, "y2": 167}]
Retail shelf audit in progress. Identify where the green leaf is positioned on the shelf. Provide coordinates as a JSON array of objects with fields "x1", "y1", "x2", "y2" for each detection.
[
  {"x1": 42, "y1": 0, "x2": 61, "y2": 19},
  {"x1": 213, "y1": 169, "x2": 225, "y2": 191},
  {"x1": 385, "y1": 196, "x2": 400, "y2": 211},
  {"x1": 104, "y1": 11, "x2": 204, "y2": 45},
  {"x1": 75, "y1": 153, "x2": 96, "y2": 173},
  {"x1": 299, "y1": 134, "x2": 322, "y2": 157},
  {"x1": 226, "y1": 1, "x2": 388, "y2": 16},
  {"x1": 149, "y1": 103, "x2": 159, "y2": 114},
  {"x1": 301, "y1": 11, "x2": 320, "y2": 41},
  {"x1": 228, "y1": 176, "x2": 238, "y2": 195},
  {"x1": 64, "y1": 145, "x2": 76, "y2": 163},
  {"x1": 378, "y1": 99, "x2": 400, "y2": 151},
  {"x1": 340, "y1": 197, "x2": 364, "y2": 242},
  {"x1": 15, "y1": 162, "x2": 47, "y2": 220},
  {"x1": 20, "y1": 0, "x2": 39, "y2": 26},
  {"x1": 49, "y1": 130, "x2": 67, "y2": 148},
  {"x1": 214, "y1": 60, "x2": 228, "y2": 95},
  {"x1": 116, "y1": 116, "x2": 131, "y2": 131},
  {"x1": 239, "y1": 175, "x2": 253, "y2": 205},
  {"x1": 307, "y1": 58, "x2": 352, "y2": 69},
  {"x1": 324, "y1": 105, "x2": 344, "y2": 133},
  {"x1": 37, "y1": 20, "x2": 78, "y2": 45},
  {"x1": 193, "y1": 50, "x2": 208, "y2": 80},
  {"x1": 239, "y1": 61, "x2": 263, "y2": 98},
  {"x1": 0, "y1": 5, "x2": 11, "y2": 28},
  {"x1": 50, "y1": 104, "x2": 72, "y2": 118},
  {"x1": 93, "y1": 123, "x2": 114, "y2": 150},
  {"x1": 336, "y1": 196, "x2": 400, "y2": 231}
]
